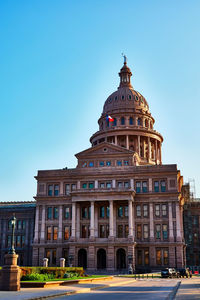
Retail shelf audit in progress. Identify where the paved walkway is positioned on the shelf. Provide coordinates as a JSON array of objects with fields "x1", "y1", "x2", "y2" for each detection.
[
  {"x1": 0, "y1": 277, "x2": 135, "y2": 300},
  {"x1": 175, "y1": 277, "x2": 200, "y2": 299}
]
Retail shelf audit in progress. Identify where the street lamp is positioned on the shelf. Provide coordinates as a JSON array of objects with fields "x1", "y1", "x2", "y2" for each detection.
[{"x1": 8, "y1": 215, "x2": 16, "y2": 255}]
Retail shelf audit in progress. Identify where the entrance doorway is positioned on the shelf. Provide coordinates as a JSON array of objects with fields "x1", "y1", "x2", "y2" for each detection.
[
  {"x1": 117, "y1": 248, "x2": 126, "y2": 269},
  {"x1": 97, "y1": 248, "x2": 106, "y2": 269},
  {"x1": 78, "y1": 249, "x2": 87, "y2": 269}
]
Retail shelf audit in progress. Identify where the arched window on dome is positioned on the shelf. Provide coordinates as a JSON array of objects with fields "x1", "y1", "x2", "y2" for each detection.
[
  {"x1": 138, "y1": 118, "x2": 142, "y2": 126},
  {"x1": 106, "y1": 119, "x2": 109, "y2": 128},
  {"x1": 145, "y1": 119, "x2": 148, "y2": 128},
  {"x1": 113, "y1": 118, "x2": 117, "y2": 126},
  {"x1": 129, "y1": 117, "x2": 133, "y2": 125},
  {"x1": 121, "y1": 117, "x2": 125, "y2": 125},
  {"x1": 150, "y1": 122, "x2": 153, "y2": 129}
]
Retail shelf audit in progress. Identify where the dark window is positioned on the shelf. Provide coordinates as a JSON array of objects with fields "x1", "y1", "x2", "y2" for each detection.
[
  {"x1": 64, "y1": 226, "x2": 70, "y2": 240},
  {"x1": 118, "y1": 181, "x2": 123, "y2": 188},
  {"x1": 22, "y1": 220, "x2": 26, "y2": 230},
  {"x1": 21, "y1": 235, "x2": 25, "y2": 247},
  {"x1": 53, "y1": 207, "x2": 58, "y2": 219},
  {"x1": 54, "y1": 185, "x2": 59, "y2": 196},
  {"x1": 118, "y1": 206, "x2": 123, "y2": 218},
  {"x1": 113, "y1": 118, "x2": 117, "y2": 126},
  {"x1": 99, "y1": 161, "x2": 104, "y2": 166},
  {"x1": 17, "y1": 220, "x2": 22, "y2": 230},
  {"x1": 82, "y1": 226, "x2": 87, "y2": 238},
  {"x1": 71, "y1": 184, "x2": 76, "y2": 190},
  {"x1": 89, "y1": 162, "x2": 94, "y2": 167},
  {"x1": 124, "y1": 206, "x2": 128, "y2": 217},
  {"x1": 82, "y1": 183, "x2": 87, "y2": 189},
  {"x1": 47, "y1": 207, "x2": 52, "y2": 219},
  {"x1": 137, "y1": 118, "x2": 141, "y2": 126},
  {"x1": 144, "y1": 250, "x2": 149, "y2": 265},
  {"x1": 142, "y1": 181, "x2": 148, "y2": 193},
  {"x1": 163, "y1": 225, "x2": 168, "y2": 239},
  {"x1": 155, "y1": 205, "x2": 160, "y2": 217},
  {"x1": 100, "y1": 225, "x2": 105, "y2": 238},
  {"x1": 106, "y1": 206, "x2": 110, "y2": 217},
  {"x1": 154, "y1": 181, "x2": 159, "y2": 192},
  {"x1": 138, "y1": 250, "x2": 142, "y2": 265},
  {"x1": 163, "y1": 249, "x2": 169, "y2": 265},
  {"x1": 100, "y1": 206, "x2": 105, "y2": 218},
  {"x1": 89, "y1": 182, "x2": 94, "y2": 189},
  {"x1": 8, "y1": 220, "x2": 12, "y2": 230},
  {"x1": 16, "y1": 236, "x2": 21, "y2": 247},
  {"x1": 125, "y1": 225, "x2": 129, "y2": 238},
  {"x1": 161, "y1": 181, "x2": 166, "y2": 192},
  {"x1": 65, "y1": 207, "x2": 70, "y2": 219},
  {"x1": 136, "y1": 205, "x2": 141, "y2": 217},
  {"x1": 136, "y1": 181, "x2": 141, "y2": 193},
  {"x1": 65, "y1": 184, "x2": 70, "y2": 194},
  {"x1": 7, "y1": 236, "x2": 11, "y2": 247},
  {"x1": 156, "y1": 224, "x2": 161, "y2": 239},
  {"x1": 82, "y1": 207, "x2": 87, "y2": 219},
  {"x1": 106, "y1": 161, "x2": 111, "y2": 166},
  {"x1": 129, "y1": 117, "x2": 133, "y2": 125},
  {"x1": 137, "y1": 224, "x2": 142, "y2": 239},
  {"x1": 124, "y1": 160, "x2": 129, "y2": 166},
  {"x1": 121, "y1": 117, "x2": 125, "y2": 125},
  {"x1": 47, "y1": 226, "x2": 51, "y2": 240},
  {"x1": 118, "y1": 225, "x2": 123, "y2": 238},
  {"x1": 106, "y1": 182, "x2": 112, "y2": 189},
  {"x1": 52, "y1": 250, "x2": 56, "y2": 265},
  {"x1": 48, "y1": 185, "x2": 53, "y2": 196},
  {"x1": 156, "y1": 249, "x2": 162, "y2": 265},
  {"x1": 124, "y1": 181, "x2": 129, "y2": 188},
  {"x1": 117, "y1": 160, "x2": 122, "y2": 166},
  {"x1": 100, "y1": 182, "x2": 105, "y2": 188}
]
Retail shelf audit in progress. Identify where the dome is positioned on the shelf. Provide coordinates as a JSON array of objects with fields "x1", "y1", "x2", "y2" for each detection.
[{"x1": 103, "y1": 87, "x2": 149, "y2": 115}]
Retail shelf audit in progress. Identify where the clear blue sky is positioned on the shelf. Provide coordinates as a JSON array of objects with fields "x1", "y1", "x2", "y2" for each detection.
[{"x1": 0, "y1": 0, "x2": 200, "y2": 201}]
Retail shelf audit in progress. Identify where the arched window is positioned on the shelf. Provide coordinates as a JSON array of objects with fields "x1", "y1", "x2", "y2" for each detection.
[
  {"x1": 145, "y1": 119, "x2": 148, "y2": 127},
  {"x1": 129, "y1": 117, "x2": 133, "y2": 125},
  {"x1": 121, "y1": 117, "x2": 125, "y2": 125},
  {"x1": 113, "y1": 118, "x2": 117, "y2": 126},
  {"x1": 138, "y1": 118, "x2": 141, "y2": 126}
]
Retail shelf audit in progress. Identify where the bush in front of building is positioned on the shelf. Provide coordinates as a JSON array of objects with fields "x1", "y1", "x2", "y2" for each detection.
[
  {"x1": 21, "y1": 273, "x2": 55, "y2": 281},
  {"x1": 20, "y1": 267, "x2": 84, "y2": 279}
]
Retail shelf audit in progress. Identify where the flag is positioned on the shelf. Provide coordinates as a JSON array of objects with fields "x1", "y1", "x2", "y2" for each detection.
[{"x1": 106, "y1": 115, "x2": 114, "y2": 122}]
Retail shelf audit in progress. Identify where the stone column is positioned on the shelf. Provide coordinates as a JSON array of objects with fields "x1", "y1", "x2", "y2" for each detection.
[
  {"x1": 76, "y1": 204, "x2": 80, "y2": 238},
  {"x1": 176, "y1": 203, "x2": 181, "y2": 242},
  {"x1": 149, "y1": 203, "x2": 154, "y2": 241},
  {"x1": 148, "y1": 137, "x2": 151, "y2": 160},
  {"x1": 95, "y1": 180, "x2": 98, "y2": 189},
  {"x1": 112, "y1": 179, "x2": 116, "y2": 188},
  {"x1": 90, "y1": 201, "x2": 95, "y2": 238},
  {"x1": 130, "y1": 178, "x2": 134, "y2": 189},
  {"x1": 115, "y1": 135, "x2": 117, "y2": 145},
  {"x1": 34, "y1": 206, "x2": 39, "y2": 243},
  {"x1": 71, "y1": 202, "x2": 76, "y2": 238},
  {"x1": 60, "y1": 181, "x2": 64, "y2": 196},
  {"x1": 155, "y1": 140, "x2": 158, "y2": 163},
  {"x1": 77, "y1": 181, "x2": 80, "y2": 189},
  {"x1": 94, "y1": 205, "x2": 98, "y2": 237},
  {"x1": 58, "y1": 205, "x2": 63, "y2": 241},
  {"x1": 159, "y1": 142, "x2": 162, "y2": 164},
  {"x1": 128, "y1": 200, "x2": 133, "y2": 237},
  {"x1": 109, "y1": 200, "x2": 114, "y2": 238},
  {"x1": 40, "y1": 205, "x2": 45, "y2": 242},
  {"x1": 137, "y1": 136, "x2": 141, "y2": 156},
  {"x1": 149, "y1": 178, "x2": 152, "y2": 192},
  {"x1": 113, "y1": 204, "x2": 117, "y2": 237},
  {"x1": 169, "y1": 202, "x2": 174, "y2": 242},
  {"x1": 126, "y1": 135, "x2": 129, "y2": 149}
]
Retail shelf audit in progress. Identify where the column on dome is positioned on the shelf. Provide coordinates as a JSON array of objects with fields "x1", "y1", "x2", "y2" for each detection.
[
  {"x1": 90, "y1": 201, "x2": 95, "y2": 238},
  {"x1": 126, "y1": 135, "x2": 129, "y2": 149},
  {"x1": 137, "y1": 135, "x2": 141, "y2": 156},
  {"x1": 159, "y1": 142, "x2": 162, "y2": 164},
  {"x1": 115, "y1": 135, "x2": 117, "y2": 145},
  {"x1": 143, "y1": 138, "x2": 146, "y2": 158},
  {"x1": 125, "y1": 116, "x2": 129, "y2": 126},
  {"x1": 155, "y1": 140, "x2": 158, "y2": 163},
  {"x1": 109, "y1": 200, "x2": 114, "y2": 237},
  {"x1": 148, "y1": 137, "x2": 151, "y2": 160}
]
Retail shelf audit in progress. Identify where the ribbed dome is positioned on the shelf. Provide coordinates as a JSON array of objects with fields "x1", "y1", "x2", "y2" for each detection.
[{"x1": 103, "y1": 87, "x2": 149, "y2": 115}]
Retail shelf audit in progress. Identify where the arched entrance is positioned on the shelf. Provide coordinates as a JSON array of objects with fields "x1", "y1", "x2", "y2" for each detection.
[
  {"x1": 97, "y1": 249, "x2": 106, "y2": 269},
  {"x1": 78, "y1": 249, "x2": 87, "y2": 269},
  {"x1": 117, "y1": 248, "x2": 126, "y2": 269}
]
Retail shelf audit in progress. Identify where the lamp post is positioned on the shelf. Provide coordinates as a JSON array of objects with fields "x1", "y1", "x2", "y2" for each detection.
[{"x1": 8, "y1": 215, "x2": 16, "y2": 255}]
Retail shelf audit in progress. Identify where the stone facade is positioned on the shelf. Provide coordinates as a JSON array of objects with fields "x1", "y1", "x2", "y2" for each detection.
[
  {"x1": 0, "y1": 201, "x2": 36, "y2": 266},
  {"x1": 32, "y1": 59, "x2": 186, "y2": 271}
]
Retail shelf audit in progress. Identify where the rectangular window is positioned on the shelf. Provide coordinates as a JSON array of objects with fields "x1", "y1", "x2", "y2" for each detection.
[
  {"x1": 82, "y1": 183, "x2": 87, "y2": 189},
  {"x1": 53, "y1": 207, "x2": 58, "y2": 219},
  {"x1": 163, "y1": 225, "x2": 168, "y2": 239},
  {"x1": 53, "y1": 227, "x2": 58, "y2": 240},
  {"x1": 138, "y1": 250, "x2": 142, "y2": 265},
  {"x1": 71, "y1": 184, "x2": 76, "y2": 190},
  {"x1": 106, "y1": 161, "x2": 111, "y2": 166},
  {"x1": 54, "y1": 184, "x2": 59, "y2": 196},
  {"x1": 65, "y1": 207, "x2": 70, "y2": 219},
  {"x1": 99, "y1": 161, "x2": 104, "y2": 166},
  {"x1": 106, "y1": 225, "x2": 109, "y2": 238},
  {"x1": 154, "y1": 181, "x2": 159, "y2": 192},
  {"x1": 52, "y1": 250, "x2": 56, "y2": 265},
  {"x1": 144, "y1": 249, "x2": 149, "y2": 265},
  {"x1": 142, "y1": 181, "x2": 148, "y2": 193},
  {"x1": 106, "y1": 206, "x2": 110, "y2": 217},
  {"x1": 118, "y1": 206, "x2": 123, "y2": 218},
  {"x1": 21, "y1": 235, "x2": 25, "y2": 247},
  {"x1": 16, "y1": 236, "x2": 21, "y2": 247},
  {"x1": 22, "y1": 220, "x2": 26, "y2": 230},
  {"x1": 137, "y1": 224, "x2": 142, "y2": 239},
  {"x1": 65, "y1": 184, "x2": 70, "y2": 194},
  {"x1": 124, "y1": 206, "x2": 128, "y2": 217},
  {"x1": 47, "y1": 207, "x2": 52, "y2": 219},
  {"x1": 47, "y1": 226, "x2": 51, "y2": 240},
  {"x1": 106, "y1": 182, "x2": 112, "y2": 189},
  {"x1": 163, "y1": 249, "x2": 169, "y2": 265},
  {"x1": 162, "y1": 204, "x2": 167, "y2": 216},
  {"x1": 118, "y1": 225, "x2": 123, "y2": 238},
  {"x1": 17, "y1": 220, "x2": 22, "y2": 230},
  {"x1": 124, "y1": 181, "x2": 129, "y2": 188},
  {"x1": 125, "y1": 225, "x2": 129, "y2": 238},
  {"x1": 82, "y1": 207, "x2": 87, "y2": 219},
  {"x1": 100, "y1": 206, "x2": 105, "y2": 218},
  {"x1": 156, "y1": 224, "x2": 161, "y2": 239},
  {"x1": 100, "y1": 182, "x2": 105, "y2": 188},
  {"x1": 124, "y1": 160, "x2": 129, "y2": 166},
  {"x1": 89, "y1": 162, "x2": 94, "y2": 167},
  {"x1": 143, "y1": 224, "x2": 149, "y2": 239},
  {"x1": 156, "y1": 249, "x2": 162, "y2": 265},
  {"x1": 161, "y1": 180, "x2": 166, "y2": 192},
  {"x1": 155, "y1": 204, "x2": 160, "y2": 217},
  {"x1": 118, "y1": 181, "x2": 123, "y2": 188},
  {"x1": 81, "y1": 225, "x2": 87, "y2": 238},
  {"x1": 117, "y1": 160, "x2": 122, "y2": 166},
  {"x1": 89, "y1": 182, "x2": 94, "y2": 189},
  {"x1": 64, "y1": 226, "x2": 70, "y2": 240},
  {"x1": 100, "y1": 225, "x2": 105, "y2": 238},
  {"x1": 136, "y1": 205, "x2": 141, "y2": 217},
  {"x1": 48, "y1": 185, "x2": 53, "y2": 196},
  {"x1": 7, "y1": 236, "x2": 11, "y2": 247},
  {"x1": 143, "y1": 204, "x2": 148, "y2": 217},
  {"x1": 136, "y1": 181, "x2": 141, "y2": 193}
]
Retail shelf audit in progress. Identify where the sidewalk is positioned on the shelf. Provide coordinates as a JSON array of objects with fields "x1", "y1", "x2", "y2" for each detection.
[
  {"x1": 175, "y1": 277, "x2": 200, "y2": 299},
  {"x1": 0, "y1": 277, "x2": 135, "y2": 300}
]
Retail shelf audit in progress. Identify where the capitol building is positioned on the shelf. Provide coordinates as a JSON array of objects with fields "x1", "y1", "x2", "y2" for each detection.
[{"x1": 32, "y1": 58, "x2": 186, "y2": 271}]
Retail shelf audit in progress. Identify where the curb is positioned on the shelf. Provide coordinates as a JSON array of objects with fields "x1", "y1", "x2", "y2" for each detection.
[
  {"x1": 166, "y1": 280, "x2": 181, "y2": 300},
  {"x1": 23, "y1": 279, "x2": 135, "y2": 300}
]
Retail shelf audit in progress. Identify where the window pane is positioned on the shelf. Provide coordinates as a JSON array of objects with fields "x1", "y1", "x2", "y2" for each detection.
[
  {"x1": 156, "y1": 250, "x2": 162, "y2": 265},
  {"x1": 106, "y1": 206, "x2": 110, "y2": 217},
  {"x1": 143, "y1": 205, "x2": 148, "y2": 217},
  {"x1": 124, "y1": 206, "x2": 128, "y2": 217},
  {"x1": 143, "y1": 224, "x2": 149, "y2": 239},
  {"x1": 154, "y1": 181, "x2": 159, "y2": 192},
  {"x1": 106, "y1": 161, "x2": 111, "y2": 166},
  {"x1": 163, "y1": 250, "x2": 169, "y2": 265},
  {"x1": 89, "y1": 182, "x2": 94, "y2": 189},
  {"x1": 65, "y1": 184, "x2": 70, "y2": 194},
  {"x1": 100, "y1": 225, "x2": 105, "y2": 238},
  {"x1": 65, "y1": 207, "x2": 70, "y2": 219},
  {"x1": 124, "y1": 160, "x2": 129, "y2": 166},
  {"x1": 54, "y1": 207, "x2": 58, "y2": 219},
  {"x1": 52, "y1": 250, "x2": 56, "y2": 265},
  {"x1": 137, "y1": 224, "x2": 142, "y2": 239},
  {"x1": 163, "y1": 225, "x2": 168, "y2": 239},
  {"x1": 16, "y1": 236, "x2": 21, "y2": 247},
  {"x1": 54, "y1": 185, "x2": 59, "y2": 196},
  {"x1": 118, "y1": 182, "x2": 123, "y2": 188},
  {"x1": 47, "y1": 207, "x2": 52, "y2": 219},
  {"x1": 21, "y1": 235, "x2": 25, "y2": 247},
  {"x1": 155, "y1": 205, "x2": 160, "y2": 217},
  {"x1": 136, "y1": 205, "x2": 141, "y2": 217},
  {"x1": 125, "y1": 225, "x2": 129, "y2": 238},
  {"x1": 22, "y1": 220, "x2": 26, "y2": 230},
  {"x1": 118, "y1": 206, "x2": 123, "y2": 217},
  {"x1": 48, "y1": 185, "x2": 53, "y2": 196},
  {"x1": 156, "y1": 224, "x2": 161, "y2": 239},
  {"x1": 53, "y1": 227, "x2": 58, "y2": 240},
  {"x1": 64, "y1": 226, "x2": 70, "y2": 240},
  {"x1": 72, "y1": 184, "x2": 76, "y2": 190},
  {"x1": 82, "y1": 207, "x2": 87, "y2": 219},
  {"x1": 100, "y1": 182, "x2": 105, "y2": 188},
  {"x1": 82, "y1": 183, "x2": 87, "y2": 189},
  {"x1": 162, "y1": 204, "x2": 167, "y2": 216},
  {"x1": 124, "y1": 181, "x2": 129, "y2": 188},
  {"x1": 161, "y1": 181, "x2": 166, "y2": 192},
  {"x1": 118, "y1": 225, "x2": 123, "y2": 238},
  {"x1": 144, "y1": 250, "x2": 149, "y2": 265},
  {"x1": 106, "y1": 182, "x2": 111, "y2": 189},
  {"x1": 138, "y1": 250, "x2": 142, "y2": 265},
  {"x1": 100, "y1": 206, "x2": 105, "y2": 218},
  {"x1": 17, "y1": 220, "x2": 22, "y2": 230},
  {"x1": 136, "y1": 182, "x2": 141, "y2": 193},
  {"x1": 89, "y1": 162, "x2": 94, "y2": 167},
  {"x1": 82, "y1": 225, "x2": 87, "y2": 238},
  {"x1": 142, "y1": 181, "x2": 148, "y2": 193},
  {"x1": 99, "y1": 161, "x2": 104, "y2": 166},
  {"x1": 117, "y1": 160, "x2": 122, "y2": 166},
  {"x1": 47, "y1": 226, "x2": 51, "y2": 240}
]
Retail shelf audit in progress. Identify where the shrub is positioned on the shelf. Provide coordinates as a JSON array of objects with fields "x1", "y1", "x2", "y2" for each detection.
[
  {"x1": 21, "y1": 273, "x2": 55, "y2": 281},
  {"x1": 20, "y1": 267, "x2": 84, "y2": 279}
]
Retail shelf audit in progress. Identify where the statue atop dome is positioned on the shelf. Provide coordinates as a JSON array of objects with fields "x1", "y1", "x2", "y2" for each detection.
[{"x1": 122, "y1": 53, "x2": 127, "y2": 64}]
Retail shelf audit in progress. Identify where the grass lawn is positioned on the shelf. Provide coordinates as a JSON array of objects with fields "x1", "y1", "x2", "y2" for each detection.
[{"x1": 21, "y1": 275, "x2": 110, "y2": 282}]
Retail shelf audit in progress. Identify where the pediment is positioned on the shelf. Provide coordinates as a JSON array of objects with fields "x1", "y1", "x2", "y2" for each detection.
[{"x1": 75, "y1": 142, "x2": 134, "y2": 158}]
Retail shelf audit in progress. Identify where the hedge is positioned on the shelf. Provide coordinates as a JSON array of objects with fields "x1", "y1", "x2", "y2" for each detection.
[{"x1": 20, "y1": 267, "x2": 84, "y2": 279}]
